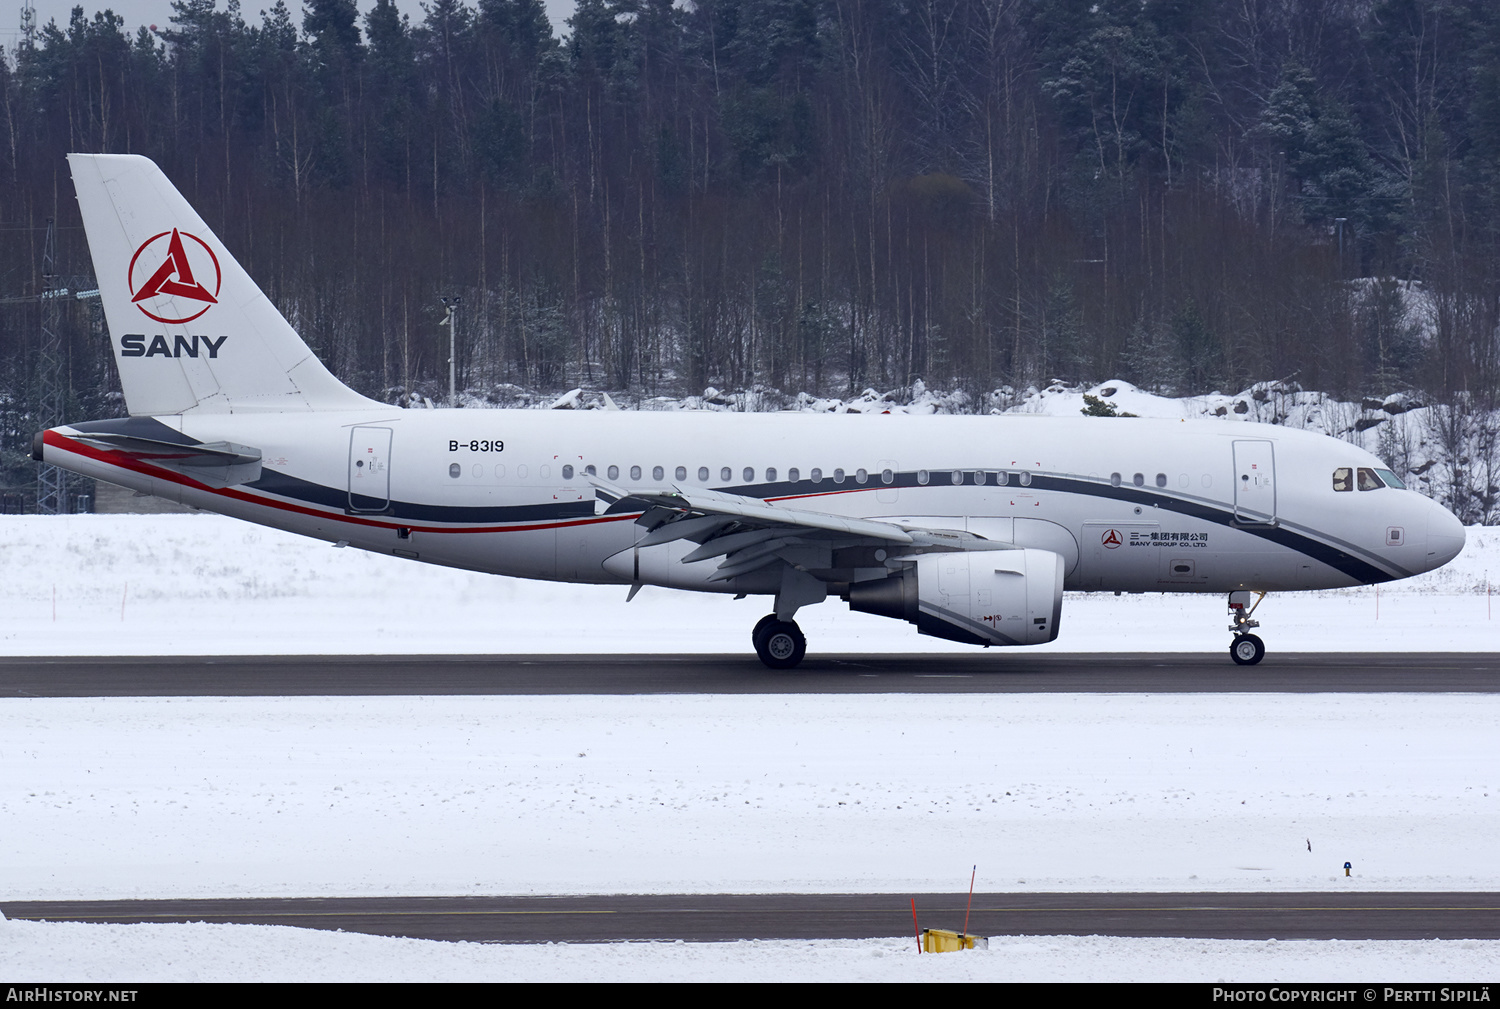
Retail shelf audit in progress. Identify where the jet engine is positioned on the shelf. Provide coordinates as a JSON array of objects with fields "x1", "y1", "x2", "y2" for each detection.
[{"x1": 847, "y1": 548, "x2": 1064, "y2": 646}]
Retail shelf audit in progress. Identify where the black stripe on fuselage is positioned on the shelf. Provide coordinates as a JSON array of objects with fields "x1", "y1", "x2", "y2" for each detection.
[
  {"x1": 1023, "y1": 473, "x2": 1403, "y2": 584},
  {"x1": 738, "y1": 470, "x2": 1402, "y2": 585},
  {"x1": 245, "y1": 469, "x2": 595, "y2": 524}
]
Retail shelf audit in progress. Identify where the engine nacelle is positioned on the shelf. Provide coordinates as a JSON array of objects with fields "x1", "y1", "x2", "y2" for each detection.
[{"x1": 848, "y1": 548, "x2": 1064, "y2": 646}]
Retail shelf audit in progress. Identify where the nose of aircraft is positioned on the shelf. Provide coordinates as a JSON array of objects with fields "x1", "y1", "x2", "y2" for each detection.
[{"x1": 1424, "y1": 501, "x2": 1466, "y2": 571}]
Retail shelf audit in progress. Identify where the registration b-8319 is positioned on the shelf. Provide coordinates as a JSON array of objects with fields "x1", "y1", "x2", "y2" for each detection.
[{"x1": 449, "y1": 439, "x2": 505, "y2": 453}]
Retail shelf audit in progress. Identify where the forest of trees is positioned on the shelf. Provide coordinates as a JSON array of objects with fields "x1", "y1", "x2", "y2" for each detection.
[{"x1": 1, "y1": 0, "x2": 1498, "y2": 440}]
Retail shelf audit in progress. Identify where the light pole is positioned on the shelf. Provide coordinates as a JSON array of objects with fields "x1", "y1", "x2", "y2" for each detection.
[{"x1": 440, "y1": 296, "x2": 461, "y2": 405}]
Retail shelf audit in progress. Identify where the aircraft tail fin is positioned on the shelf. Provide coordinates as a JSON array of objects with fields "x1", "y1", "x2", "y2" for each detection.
[{"x1": 68, "y1": 153, "x2": 377, "y2": 416}]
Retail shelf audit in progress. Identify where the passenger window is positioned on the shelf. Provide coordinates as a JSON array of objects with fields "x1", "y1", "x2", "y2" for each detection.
[
  {"x1": 562, "y1": 464, "x2": 574, "y2": 480},
  {"x1": 698, "y1": 467, "x2": 709, "y2": 482},
  {"x1": 917, "y1": 470, "x2": 929, "y2": 485},
  {"x1": 1020, "y1": 471, "x2": 1032, "y2": 487},
  {"x1": 720, "y1": 466, "x2": 732, "y2": 482},
  {"x1": 630, "y1": 465, "x2": 642, "y2": 481},
  {"x1": 811, "y1": 468, "x2": 823, "y2": 483},
  {"x1": 585, "y1": 464, "x2": 597, "y2": 476},
  {"x1": 1357, "y1": 467, "x2": 1383, "y2": 491},
  {"x1": 1110, "y1": 473, "x2": 1122, "y2": 487},
  {"x1": 881, "y1": 469, "x2": 893, "y2": 485},
  {"x1": 676, "y1": 466, "x2": 687, "y2": 481},
  {"x1": 607, "y1": 465, "x2": 620, "y2": 480},
  {"x1": 1332, "y1": 467, "x2": 1352, "y2": 492},
  {"x1": 996, "y1": 471, "x2": 1009, "y2": 486},
  {"x1": 951, "y1": 470, "x2": 962, "y2": 485},
  {"x1": 788, "y1": 467, "x2": 800, "y2": 482},
  {"x1": 766, "y1": 467, "x2": 777, "y2": 481},
  {"x1": 833, "y1": 468, "x2": 846, "y2": 484},
  {"x1": 449, "y1": 463, "x2": 461, "y2": 478},
  {"x1": 653, "y1": 466, "x2": 664, "y2": 481},
  {"x1": 973, "y1": 470, "x2": 986, "y2": 485},
  {"x1": 1133, "y1": 473, "x2": 1145, "y2": 487},
  {"x1": 1155, "y1": 473, "x2": 1166, "y2": 487},
  {"x1": 855, "y1": 468, "x2": 868, "y2": 484},
  {"x1": 743, "y1": 467, "x2": 755, "y2": 482},
  {"x1": 538, "y1": 464, "x2": 549, "y2": 479}
]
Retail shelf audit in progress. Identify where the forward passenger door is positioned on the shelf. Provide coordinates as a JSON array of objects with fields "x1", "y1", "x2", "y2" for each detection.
[{"x1": 1232, "y1": 440, "x2": 1276, "y2": 524}]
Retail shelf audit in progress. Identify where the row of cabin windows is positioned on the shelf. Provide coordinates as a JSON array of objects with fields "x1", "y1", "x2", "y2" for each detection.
[
  {"x1": 1112, "y1": 472, "x2": 1169, "y2": 488},
  {"x1": 444, "y1": 464, "x2": 1214, "y2": 490},
  {"x1": 1332, "y1": 467, "x2": 1405, "y2": 492},
  {"x1": 560, "y1": 464, "x2": 899, "y2": 485},
  {"x1": 1110, "y1": 472, "x2": 1214, "y2": 489},
  {"x1": 437, "y1": 462, "x2": 1406, "y2": 495},
  {"x1": 447, "y1": 464, "x2": 1047, "y2": 486}
]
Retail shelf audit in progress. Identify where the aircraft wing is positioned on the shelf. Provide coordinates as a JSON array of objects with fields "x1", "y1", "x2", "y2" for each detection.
[{"x1": 591, "y1": 478, "x2": 1004, "y2": 584}]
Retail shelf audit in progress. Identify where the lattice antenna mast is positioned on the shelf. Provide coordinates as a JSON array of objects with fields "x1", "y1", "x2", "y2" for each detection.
[
  {"x1": 35, "y1": 218, "x2": 68, "y2": 514},
  {"x1": 19, "y1": 0, "x2": 36, "y2": 51}
]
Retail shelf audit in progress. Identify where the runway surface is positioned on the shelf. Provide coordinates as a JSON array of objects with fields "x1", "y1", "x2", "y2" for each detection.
[
  {"x1": 4, "y1": 893, "x2": 1496, "y2": 942},
  {"x1": 2, "y1": 652, "x2": 1499, "y2": 697}
]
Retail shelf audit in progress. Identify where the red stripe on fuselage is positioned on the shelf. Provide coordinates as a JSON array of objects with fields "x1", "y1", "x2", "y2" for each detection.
[{"x1": 43, "y1": 430, "x2": 639, "y2": 536}]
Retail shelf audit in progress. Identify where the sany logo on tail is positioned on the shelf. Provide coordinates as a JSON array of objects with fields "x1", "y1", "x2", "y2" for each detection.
[
  {"x1": 128, "y1": 228, "x2": 221, "y2": 324},
  {"x1": 119, "y1": 333, "x2": 227, "y2": 358}
]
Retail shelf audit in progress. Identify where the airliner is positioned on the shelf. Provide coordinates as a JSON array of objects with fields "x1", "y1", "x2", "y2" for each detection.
[{"x1": 33, "y1": 154, "x2": 1466, "y2": 667}]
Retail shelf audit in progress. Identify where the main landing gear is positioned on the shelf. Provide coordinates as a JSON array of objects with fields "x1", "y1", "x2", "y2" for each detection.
[
  {"x1": 752, "y1": 613, "x2": 807, "y2": 670},
  {"x1": 1228, "y1": 590, "x2": 1266, "y2": 665}
]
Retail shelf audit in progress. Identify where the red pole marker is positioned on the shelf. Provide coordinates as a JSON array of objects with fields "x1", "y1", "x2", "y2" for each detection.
[
  {"x1": 963, "y1": 865, "x2": 976, "y2": 941},
  {"x1": 912, "y1": 898, "x2": 920, "y2": 953}
]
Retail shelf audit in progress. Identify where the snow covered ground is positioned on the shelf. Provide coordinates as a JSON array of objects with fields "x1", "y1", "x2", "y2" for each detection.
[
  {"x1": 2, "y1": 514, "x2": 1497, "y2": 980},
  {"x1": 4, "y1": 691, "x2": 1498, "y2": 898},
  {"x1": 0, "y1": 513, "x2": 1496, "y2": 655}
]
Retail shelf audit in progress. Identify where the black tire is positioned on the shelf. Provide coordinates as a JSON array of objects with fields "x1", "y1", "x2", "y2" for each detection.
[
  {"x1": 754, "y1": 619, "x2": 806, "y2": 669},
  {"x1": 751, "y1": 614, "x2": 779, "y2": 649},
  {"x1": 1230, "y1": 633, "x2": 1265, "y2": 666}
]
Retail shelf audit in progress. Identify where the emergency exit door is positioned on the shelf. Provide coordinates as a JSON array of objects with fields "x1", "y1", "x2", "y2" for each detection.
[{"x1": 348, "y1": 426, "x2": 392, "y2": 513}]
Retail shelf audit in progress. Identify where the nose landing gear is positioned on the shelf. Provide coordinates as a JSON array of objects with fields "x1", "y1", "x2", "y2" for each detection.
[
  {"x1": 1228, "y1": 590, "x2": 1266, "y2": 665},
  {"x1": 752, "y1": 614, "x2": 807, "y2": 669}
]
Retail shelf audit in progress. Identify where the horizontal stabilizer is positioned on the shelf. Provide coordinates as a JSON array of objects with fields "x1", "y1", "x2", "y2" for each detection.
[
  {"x1": 72, "y1": 431, "x2": 261, "y2": 466},
  {"x1": 72, "y1": 430, "x2": 262, "y2": 488}
]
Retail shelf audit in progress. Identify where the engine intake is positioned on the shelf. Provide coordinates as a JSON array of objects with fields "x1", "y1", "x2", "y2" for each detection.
[{"x1": 849, "y1": 548, "x2": 1064, "y2": 646}]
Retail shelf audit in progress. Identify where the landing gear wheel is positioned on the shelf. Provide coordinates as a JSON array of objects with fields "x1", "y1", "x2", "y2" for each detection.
[
  {"x1": 1230, "y1": 633, "x2": 1265, "y2": 666},
  {"x1": 753, "y1": 618, "x2": 806, "y2": 670}
]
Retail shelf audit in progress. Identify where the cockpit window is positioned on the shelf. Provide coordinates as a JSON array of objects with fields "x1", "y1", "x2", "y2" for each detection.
[
  {"x1": 1375, "y1": 468, "x2": 1406, "y2": 489},
  {"x1": 1333, "y1": 467, "x2": 1352, "y2": 492},
  {"x1": 1357, "y1": 467, "x2": 1383, "y2": 491}
]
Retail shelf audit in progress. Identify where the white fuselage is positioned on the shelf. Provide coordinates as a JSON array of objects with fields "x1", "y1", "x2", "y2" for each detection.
[{"x1": 45, "y1": 409, "x2": 1464, "y2": 597}]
